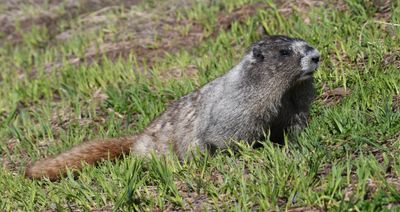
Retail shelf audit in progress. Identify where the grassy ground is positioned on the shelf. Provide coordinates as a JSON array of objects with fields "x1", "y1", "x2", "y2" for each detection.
[{"x1": 0, "y1": 0, "x2": 399, "y2": 210}]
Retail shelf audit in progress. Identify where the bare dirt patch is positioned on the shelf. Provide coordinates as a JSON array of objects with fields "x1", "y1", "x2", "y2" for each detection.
[
  {"x1": 288, "y1": 206, "x2": 323, "y2": 212},
  {"x1": 371, "y1": 0, "x2": 393, "y2": 20},
  {"x1": 382, "y1": 50, "x2": 400, "y2": 70},
  {"x1": 319, "y1": 85, "x2": 351, "y2": 106},
  {"x1": 387, "y1": 176, "x2": 400, "y2": 191},
  {"x1": 216, "y1": 3, "x2": 267, "y2": 33},
  {"x1": 392, "y1": 95, "x2": 400, "y2": 112},
  {"x1": 277, "y1": 0, "x2": 331, "y2": 16}
]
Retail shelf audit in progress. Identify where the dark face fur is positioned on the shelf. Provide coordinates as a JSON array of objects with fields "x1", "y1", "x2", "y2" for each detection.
[{"x1": 248, "y1": 35, "x2": 320, "y2": 86}]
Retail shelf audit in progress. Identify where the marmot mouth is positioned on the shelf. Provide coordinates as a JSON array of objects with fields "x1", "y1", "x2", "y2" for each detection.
[
  {"x1": 304, "y1": 71, "x2": 314, "y2": 76},
  {"x1": 297, "y1": 71, "x2": 314, "y2": 81},
  {"x1": 301, "y1": 70, "x2": 315, "y2": 76}
]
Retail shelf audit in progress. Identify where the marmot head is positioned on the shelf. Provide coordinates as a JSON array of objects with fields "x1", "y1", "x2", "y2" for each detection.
[{"x1": 246, "y1": 35, "x2": 320, "y2": 85}]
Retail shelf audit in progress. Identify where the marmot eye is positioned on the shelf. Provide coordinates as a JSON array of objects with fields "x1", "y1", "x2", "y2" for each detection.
[{"x1": 279, "y1": 49, "x2": 291, "y2": 56}]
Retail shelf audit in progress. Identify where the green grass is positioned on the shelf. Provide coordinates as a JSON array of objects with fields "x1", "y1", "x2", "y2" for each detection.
[{"x1": 1, "y1": 0, "x2": 399, "y2": 210}]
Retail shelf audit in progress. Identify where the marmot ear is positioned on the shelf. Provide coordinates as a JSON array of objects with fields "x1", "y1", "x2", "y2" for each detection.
[{"x1": 252, "y1": 46, "x2": 264, "y2": 61}]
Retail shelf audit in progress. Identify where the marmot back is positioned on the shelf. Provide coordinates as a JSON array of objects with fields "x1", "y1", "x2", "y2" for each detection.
[{"x1": 25, "y1": 35, "x2": 320, "y2": 180}]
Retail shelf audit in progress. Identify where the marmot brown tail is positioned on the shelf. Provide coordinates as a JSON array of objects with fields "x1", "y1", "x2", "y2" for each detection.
[{"x1": 25, "y1": 137, "x2": 135, "y2": 181}]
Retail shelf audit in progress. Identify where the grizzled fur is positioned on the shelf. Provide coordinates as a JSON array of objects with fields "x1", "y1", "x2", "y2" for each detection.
[{"x1": 25, "y1": 35, "x2": 320, "y2": 180}]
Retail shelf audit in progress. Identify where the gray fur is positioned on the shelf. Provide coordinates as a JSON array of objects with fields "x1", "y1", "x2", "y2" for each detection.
[{"x1": 130, "y1": 35, "x2": 320, "y2": 158}]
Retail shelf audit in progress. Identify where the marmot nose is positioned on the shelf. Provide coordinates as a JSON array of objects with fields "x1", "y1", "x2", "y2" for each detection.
[{"x1": 311, "y1": 56, "x2": 320, "y2": 63}]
